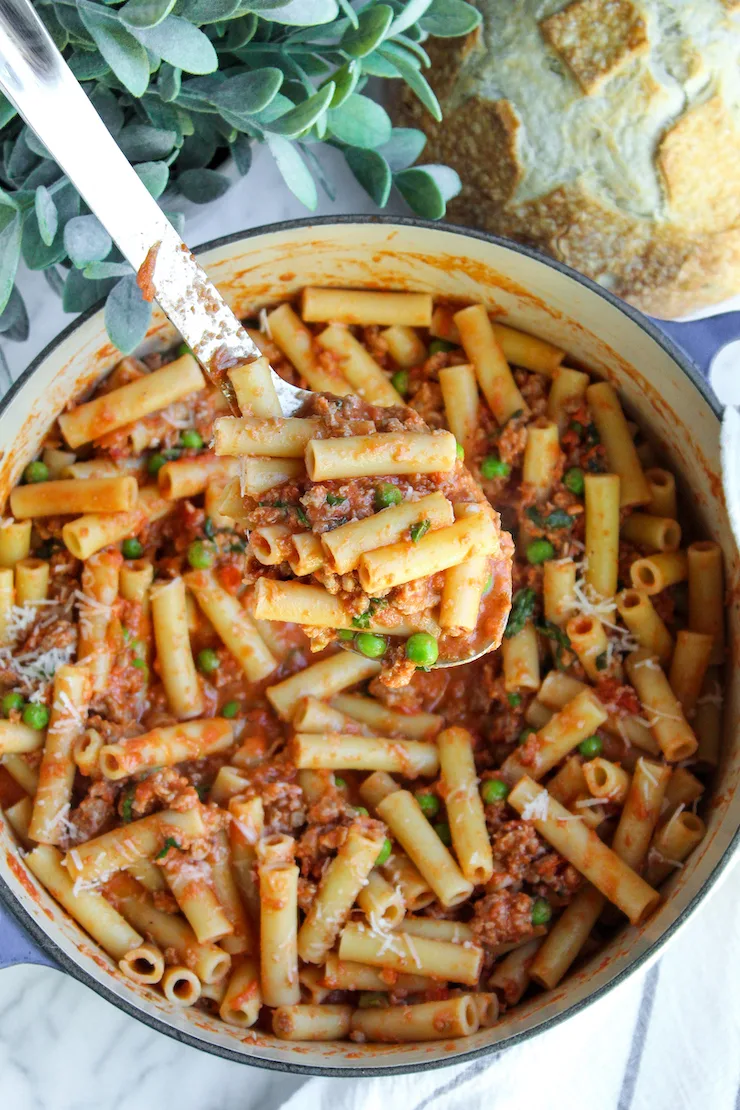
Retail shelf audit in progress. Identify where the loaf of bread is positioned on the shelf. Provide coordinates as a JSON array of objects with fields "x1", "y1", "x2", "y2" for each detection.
[{"x1": 395, "y1": 0, "x2": 740, "y2": 318}]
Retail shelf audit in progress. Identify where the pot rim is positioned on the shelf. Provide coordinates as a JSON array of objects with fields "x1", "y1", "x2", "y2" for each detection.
[{"x1": 0, "y1": 215, "x2": 733, "y2": 1078}]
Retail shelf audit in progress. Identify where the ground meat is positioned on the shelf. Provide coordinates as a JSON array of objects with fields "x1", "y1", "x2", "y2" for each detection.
[
  {"x1": 526, "y1": 853, "x2": 582, "y2": 901},
  {"x1": 295, "y1": 823, "x2": 349, "y2": 880},
  {"x1": 60, "y1": 780, "x2": 119, "y2": 849},
  {"x1": 262, "y1": 780, "x2": 305, "y2": 834},
  {"x1": 487, "y1": 821, "x2": 543, "y2": 890},
  {"x1": 297, "y1": 876, "x2": 317, "y2": 913},
  {"x1": 470, "y1": 891, "x2": 534, "y2": 948},
  {"x1": 128, "y1": 768, "x2": 199, "y2": 818}
]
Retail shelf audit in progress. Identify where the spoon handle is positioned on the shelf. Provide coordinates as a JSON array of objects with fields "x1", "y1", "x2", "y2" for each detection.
[{"x1": 0, "y1": 0, "x2": 261, "y2": 378}]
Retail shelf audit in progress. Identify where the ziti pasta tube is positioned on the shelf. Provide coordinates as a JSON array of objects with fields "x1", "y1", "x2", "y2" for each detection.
[
  {"x1": 338, "y1": 923, "x2": 483, "y2": 985},
  {"x1": 64, "y1": 807, "x2": 205, "y2": 884},
  {"x1": 301, "y1": 288, "x2": 433, "y2": 327},
  {"x1": 586, "y1": 382, "x2": 650, "y2": 507},
  {"x1": 625, "y1": 651, "x2": 698, "y2": 762},
  {"x1": 29, "y1": 664, "x2": 91, "y2": 845},
  {"x1": 10, "y1": 476, "x2": 138, "y2": 519},
  {"x1": 150, "y1": 577, "x2": 203, "y2": 720},
  {"x1": 376, "y1": 790, "x2": 473, "y2": 907},
  {"x1": 454, "y1": 304, "x2": 528, "y2": 425},
  {"x1": 100, "y1": 719, "x2": 233, "y2": 780},
  {"x1": 438, "y1": 727, "x2": 493, "y2": 885},
  {"x1": 500, "y1": 690, "x2": 607, "y2": 784},
  {"x1": 185, "y1": 569, "x2": 277, "y2": 682},
  {"x1": 267, "y1": 302, "x2": 353, "y2": 394},
  {"x1": 687, "y1": 541, "x2": 724, "y2": 663},
  {"x1": 305, "y1": 430, "x2": 457, "y2": 482},
  {"x1": 316, "y1": 324, "x2": 403, "y2": 407},
  {"x1": 350, "y1": 996, "x2": 480, "y2": 1042},
  {"x1": 292, "y1": 732, "x2": 439, "y2": 778},
  {"x1": 321, "y1": 491, "x2": 453, "y2": 575}
]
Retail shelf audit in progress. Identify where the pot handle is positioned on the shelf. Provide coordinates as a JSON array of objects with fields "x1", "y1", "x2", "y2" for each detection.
[
  {"x1": 657, "y1": 311, "x2": 740, "y2": 380},
  {"x1": 0, "y1": 895, "x2": 58, "y2": 970}
]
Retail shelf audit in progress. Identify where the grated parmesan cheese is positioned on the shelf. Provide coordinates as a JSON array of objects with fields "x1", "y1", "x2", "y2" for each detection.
[
  {"x1": 521, "y1": 790, "x2": 549, "y2": 821},
  {"x1": 258, "y1": 307, "x2": 272, "y2": 338}
]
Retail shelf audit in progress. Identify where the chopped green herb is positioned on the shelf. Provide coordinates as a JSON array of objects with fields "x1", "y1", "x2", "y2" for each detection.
[
  {"x1": 543, "y1": 509, "x2": 575, "y2": 530},
  {"x1": 410, "y1": 519, "x2": 431, "y2": 543},
  {"x1": 155, "y1": 836, "x2": 182, "y2": 860},
  {"x1": 295, "y1": 505, "x2": 310, "y2": 527},
  {"x1": 203, "y1": 517, "x2": 216, "y2": 540},
  {"x1": 569, "y1": 420, "x2": 584, "y2": 436},
  {"x1": 121, "y1": 789, "x2": 135, "y2": 824},
  {"x1": 358, "y1": 992, "x2": 387, "y2": 1009},
  {"x1": 375, "y1": 483, "x2": 403, "y2": 510},
  {"x1": 536, "y1": 618, "x2": 572, "y2": 668},
  {"x1": 526, "y1": 506, "x2": 544, "y2": 528},
  {"x1": 229, "y1": 541, "x2": 246, "y2": 553},
  {"x1": 455, "y1": 441, "x2": 465, "y2": 460},
  {"x1": 507, "y1": 692, "x2": 522, "y2": 708},
  {"x1": 352, "y1": 612, "x2": 371, "y2": 629},
  {"x1": 195, "y1": 784, "x2": 209, "y2": 802},
  {"x1": 325, "y1": 492, "x2": 346, "y2": 507},
  {"x1": 334, "y1": 776, "x2": 347, "y2": 789},
  {"x1": 504, "y1": 587, "x2": 537, "y2": 639},
  {"x1": 517, "y1": 727, "x2": 535, "y2": 746},
  {"x1": 595, "y1": 651, "x2": 608, "y2": 671}
]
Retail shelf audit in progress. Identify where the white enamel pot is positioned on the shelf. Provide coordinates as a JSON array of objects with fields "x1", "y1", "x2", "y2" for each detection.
[{"x1": 0, "y1": 218, "x2": 738, "y2": 1076}]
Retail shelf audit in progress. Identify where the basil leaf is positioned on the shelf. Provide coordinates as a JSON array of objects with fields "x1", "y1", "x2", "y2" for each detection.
[
  {"x1": 535, "y1": 618, "x2": 572, "y2": 668},
  {"x1": 543, "y1": 509, "x2": 575, "y2": 530},
  {"x1": 595, "y1": 651, "x2": 608, "y2": 672},
  {"x1": 156, "y1": 836, "x2": 182, "y2": 858},
  {"x1": 105, "y1": 275, "x2": 154, "y2": 355},
  {"x1": 504, "y1": 587, "x2": 536, "y2": 640},
  {"x1": 344, "y1": 147, "x2": 392, "y2": 206},
  {"x1": 410, "y1": 519, "x2": 430, "y2": 543},
  {"x1": 327, "y1": 94, "x2": 392, "y2": 149},
  {"x1": 325, "y1": 492, "x2": 346, "y2": 506},
  {"x1": 526, "y1": 506, "x2": 544, "y2": 528}
]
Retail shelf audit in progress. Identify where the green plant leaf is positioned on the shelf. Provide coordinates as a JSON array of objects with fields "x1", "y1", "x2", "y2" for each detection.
[
  {"x1": 22, "y1": 183, "x2": 79, "y2": 270},
  {"x1": 44, "y1": 267, "x2": 66, "y2": 298},
  {"x1": 105, "y1": 276, "x2": 154, "y2": 355},
  {"x1": 0, "y1": 213, "x2": 21, "y2": 315},
  {"x1": 209, "y1": 68, "x2": 283, "y2": 115},
  {"x1": 135, "y1": 160, "x2": 170, "y2": 197},
  {"x1": 82, "y1": 261, "x2": 133, "y2": 280},
  {"x1": 260, "y1": 0, "x2": 339, "y2": 26},
  {"x1": 78, "y1": 3, "x2": 151, "y2": 96},
  {"x1": 56, "y1": 4, "x2": 94, "y2": 46},
  {"x1": 118, "y1": 123, "x2": 178, "y2": 160},
  {"x1": 335, "y1": 0, "x2": 358, "y2": 27},
  {"x1": 89, "y1": 86, "x2": 125, "y2": 135},
  {"x1": 157, "y1": 62, "x2": 182, "y2": 101},
  {"x1": 391, "y1": 34, "x2": 430, "y2": 67},
  {"x1": 34, "y1": 186, "x2": 58, "y2": 247},
  {"x1": 379, "y1": 43, "x2": 441, "y2": 120},
  {"x1": 177, "y1": 167, "x2": 232, "y2": 201},
  {"x1": 0, "y1": 93, "x2": 16, "y2": 130},
  {"x1": 63, "y1": 268, "x2": 117, "y2": 314},
  {"x1": 327, "y1": 94, "x2": 391, "y2": 148},
  {"x1": 220, "y1": 12, "x2": 257, "y2": 49},
  {"x1": 360, "y1": 50, "x2": 400, "y2": 77},
  {"x1": 344, "y1": 147, "x2": 391, "y2": 206},
  {"x1": 326, "y1": 59, "x2": 360, "y2": 108},
  {"x1": 69, "y1": 51, "x2": 112, "y2": 81},
  {"x1": 119, "y1": 0, "x2": 178, "y2": 28},
  {"x1": 340, "y1": 3, "x2": 393, "y2": 57},
  {"x1": 132, "y1": 16, "x2": 218, "y2": 74},
  {"x1": 267, "y1": 83, "x2": 334, "y2": 137},
  {"x1": 388, "y1": 0, "x2": 433, "y2": 36},
  {"x1": 0, "y1": 287, "x2": 28, "y2": 342},
  {"x1": 6, "y1": 131, "x2": 38, "y2": 185},
  {"x1": 394, "y1": 164, "x2": 461, "y2": 219},
  {"x1": 420, "y1": 0, "x2": 481, "y2": 37},
  {"x1": 39, "y1": 6, "x2": 69, "y2": 51},
  {"x1": 229, "y1": 134, "x2": 253, "y2": 174},
  {"x1": 23, "y1": 162, "x2": 63, "y2": 191},
  {"x1": 266, "y1": 133, "x2": 317, "y2": 208},
  {"x1": 163, "y1": 209, "x2": 187, "y2": 236},
  {"x1": 176, "y1": 0, "x2": 241, "y2": 22},
  {"x1": 64, "y1": 215, "x2": 113, "y2": 267},
  {"x1": 377, "y1": 127, "x2": 426, "y2": 170}
]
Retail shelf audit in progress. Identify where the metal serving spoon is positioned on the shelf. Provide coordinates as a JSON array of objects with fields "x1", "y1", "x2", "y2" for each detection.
[
  {"x1": 0, "y1": 0, "x2": 310, "y2": 418},
  {"x1": 0, "y1": 0, "x2": 506, "y2": 668}
]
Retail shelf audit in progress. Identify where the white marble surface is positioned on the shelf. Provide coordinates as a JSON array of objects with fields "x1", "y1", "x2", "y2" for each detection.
[{"x1": 1, "y1": 140, "x2": 739, "y2": 1110}]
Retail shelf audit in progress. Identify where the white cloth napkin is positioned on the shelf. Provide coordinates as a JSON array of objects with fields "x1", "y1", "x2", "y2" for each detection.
[{"x1": 1, "y1": 142, "x2": 738, "y2": 1110}]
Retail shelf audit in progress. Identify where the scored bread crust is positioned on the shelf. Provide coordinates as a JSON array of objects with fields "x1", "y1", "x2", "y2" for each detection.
[{"x1": 394, "y1": 4, "x2": 740, "y2": 319}]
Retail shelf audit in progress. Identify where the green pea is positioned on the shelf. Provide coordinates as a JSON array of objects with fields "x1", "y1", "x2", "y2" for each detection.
[
  {"x1": 455, "y1": 441, "x2": 465, "y2": 460},
  {"x1": 481, "y1": 779, "x2": 509, "y2": 804},
  {"x1": 358, "y1": 991, "x2": 387, "y2": 1009},
  {"x1": 222, "y1": 700, "x2": 240, "y2": 719},
  {"x1": 564, "y1": 467, "x2": 585, "y2": 496},
  {"x1": 391, "y1": 369, "x2": 409, "y2": 396},
  {"x1": 433, "y1": 821, "x2": 452, "y2": 846},
  {"x1": 375, "y1": 483, "x2": 403, "y2": 510},
  {"x1": 531, "y1": 897, "x2": 552, "y2": 926},
  {"x1": 2, "y1": 691, "x2": 24, "y2": 716},
  {"x1": 578, "y1": 735, "x2": 603, "y2": 759},
  {"x1": 526, "y1": 539, "x2": 555, "y2": 565},
  {"x1": 355, "y1": 632, "x2": 387, "y2": 660},
  {"x1": 147, "y1": 453, "x2": 167, "y2": 477},
  {"x1": 23, "y1": 460, "x2": 49, "y2": 484},
  {"x1": 122, "y1": 537, "x2": 143, "y2": 560},
  {"x1": 354, "y1": 806, "x2": 369, "y2": 817},
  {"x1": 518, "y1": 727, "x2": 535, "y2": 746},
  {"x1": 22, "y1": 703, "x2": 49, "y2": 730},
  {"x1": 428, "y1": 339, "x2": 456, "y2": 355},
  {"x1": 334, "y1": 776, "x2": 347, "y2": 789},
  {"x1": 181, "y1": 429, "x2": 203, "y2": 449},
  {"x1": 176, "y1": 341, "x2": 192, "y2": 357},
  {"x1": 337, "y1": 629, "x2": 356, "y2": 641},
  {"x1": 480, "y1": 455, "x2": 510, "y2": 480},
  {"x1": 188, "y1": 540, "x2": 214, "y2": 570},
  {"x1": 405, "y1": 632, "x2": 439, "y2": 667},
  {"x1": 197, "y1": 648, "x2": 220, "y2": 674},
  {"x1": 507, "y1": 692, "x2": 522, "y2": 708},
  {"x1": 375, "y1": 838, "x2": 393, "y2": 867},
  {"x1": 415, "y1": 792, "x2": 440, "y2": 819}
]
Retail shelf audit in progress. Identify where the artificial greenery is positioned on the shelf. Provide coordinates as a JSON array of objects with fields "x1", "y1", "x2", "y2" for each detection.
[{"x1": 0, "y1": 0, "x2": 480, "y2": 353}]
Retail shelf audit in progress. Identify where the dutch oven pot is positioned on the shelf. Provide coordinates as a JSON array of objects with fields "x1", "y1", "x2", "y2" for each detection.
[{"x1": 0, "y1": 218, "x2": 737, "y2": 1076}]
